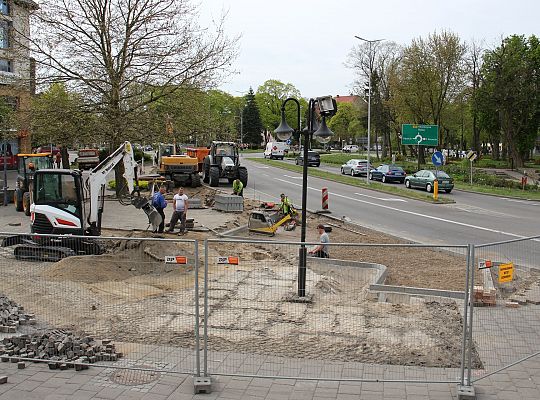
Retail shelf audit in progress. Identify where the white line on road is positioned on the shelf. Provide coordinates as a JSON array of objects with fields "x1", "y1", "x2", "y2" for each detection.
[
  {"x1": 506, "y1": 199, "x2": 538, "y2": 206},
  {"x1": 284, "y1": 174, "x2": 303, "y2": 180},
  {"x1": 354, "y1": 193, "x2": 407, "y2": 202},
  {"x1": 274, "y1": 177, "x2": 534, "y2": 240}
]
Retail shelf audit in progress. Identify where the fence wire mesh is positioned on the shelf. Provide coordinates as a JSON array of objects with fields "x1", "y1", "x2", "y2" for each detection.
[
  {"x1": 471, "y1": 235, "x2": 540, "y2": 383},
  {"x1": 204, "y1": 238, "x2": 469, "y2": 383},
  {"x1": 0, "y1": 232, "x2": 199, "y2": 376}
]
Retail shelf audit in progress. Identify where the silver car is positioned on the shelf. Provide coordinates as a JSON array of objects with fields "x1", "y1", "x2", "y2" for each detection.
[{"x1": 341, "y1": 159, "x2": 369, "y2": 176}]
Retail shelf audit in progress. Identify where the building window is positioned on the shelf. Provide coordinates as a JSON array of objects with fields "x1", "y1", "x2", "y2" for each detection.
[
  {"x1": 0, "y1": 20, "x2": 9, "y2": 48},
  {"x1": 0, "y1": 59, "x2": 12, "y2": 72},
  {"x1": 0, "y1": 1, "x2": 8, "y2": 16}
]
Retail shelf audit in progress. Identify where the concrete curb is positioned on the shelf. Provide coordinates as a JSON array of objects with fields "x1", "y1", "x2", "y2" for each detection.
[{"x1": 369, "y1": 284, "x2": 465, "y2": 300}]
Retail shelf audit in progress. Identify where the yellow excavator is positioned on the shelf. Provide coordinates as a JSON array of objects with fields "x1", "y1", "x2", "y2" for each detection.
[
  {"x1": 157, "y1": 144, "x2": 201, "y2": 187},
  {"x1": 248, "y1": 202, "x2": 297, "y2": 235}
]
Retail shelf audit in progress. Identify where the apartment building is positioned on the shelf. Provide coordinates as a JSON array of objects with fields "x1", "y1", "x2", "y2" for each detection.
[{"x1": 0, "y1": 0, "x2": 37, "y2": 164}]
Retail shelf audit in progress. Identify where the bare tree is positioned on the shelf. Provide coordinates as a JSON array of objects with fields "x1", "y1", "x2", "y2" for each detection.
[
  {"x1": 19, "y1": 0, "x2": 237, "y2": 190},
  {"x1": 347, "y1": 41, "x2": 402, "y2": 158},
  {"x1": 24, "y1": 0, "x2": 237, "y2": 139}
]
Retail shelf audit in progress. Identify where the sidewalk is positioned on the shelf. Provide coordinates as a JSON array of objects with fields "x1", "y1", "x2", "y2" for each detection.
[{"x1": 1, "y1": 357, "x2": 540, "y2": 399}]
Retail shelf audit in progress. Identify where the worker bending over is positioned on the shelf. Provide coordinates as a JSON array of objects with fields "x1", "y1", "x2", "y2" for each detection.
[{"x1": 232, "y1": 178, "x2": 244, "y2": 197}]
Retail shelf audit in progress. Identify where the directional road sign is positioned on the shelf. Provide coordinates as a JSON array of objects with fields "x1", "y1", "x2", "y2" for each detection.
[
  {"x1": 401, "y1": 124, "x2": 439, "y2": 146},
  {"x1": 432, "y1": 151, "x2": 443, "y2": 166}
]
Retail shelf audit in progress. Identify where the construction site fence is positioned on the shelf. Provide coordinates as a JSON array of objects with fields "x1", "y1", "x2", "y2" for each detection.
[{"x1": 1, "y1": 232, "x2": 540, "y2": 389}]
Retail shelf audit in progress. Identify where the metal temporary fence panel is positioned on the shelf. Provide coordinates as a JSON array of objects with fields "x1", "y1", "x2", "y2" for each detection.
[
  {"x1": 470, "y1": 235, "x2": 540, "y2": 383},
  {"x1": 0, "y1": 232, "x2": 200, "y2": 379},
  {"x1": 203, "y1": 238, "x2": 469, "y2": 383}
]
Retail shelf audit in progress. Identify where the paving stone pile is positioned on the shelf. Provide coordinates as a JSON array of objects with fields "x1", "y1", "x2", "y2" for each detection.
[
  {"x1": 0, "y1": 295, "x2": 36, "y2": 333},
  {"x1": 1, "y1": 331, "x2": 123, "y2": 371}
]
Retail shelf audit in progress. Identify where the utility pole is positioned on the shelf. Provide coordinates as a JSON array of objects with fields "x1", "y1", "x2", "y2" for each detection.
[{"x1": 354, "y1": 36, "x2": 384, "y2": 184}]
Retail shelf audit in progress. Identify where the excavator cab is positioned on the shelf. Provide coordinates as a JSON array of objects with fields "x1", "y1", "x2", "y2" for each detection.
[{"x1": 31, "y1": 170, "x2": 85, "y2": 235}]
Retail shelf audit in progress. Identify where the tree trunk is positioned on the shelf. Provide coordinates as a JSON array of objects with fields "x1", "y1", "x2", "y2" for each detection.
[{"x1": 61, "y1": 146, "x2": 70, "y2": 169}]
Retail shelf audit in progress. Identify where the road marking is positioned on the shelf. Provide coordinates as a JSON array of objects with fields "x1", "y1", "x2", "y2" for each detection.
[
  {"x1": 254, "y1": 166, "x2": 269, "y2": 169},
  {"x1": 274, "y1": 177, "x2": 534, "y2": 240},
  {"x1": 506, "y1": 199, "x2": 538, "y2": 206},
  {"x1": 284, "y1": 174, "x2": 303, "y2": 180},
  {"x1": 354, "y1": 193, "x2": 407, "y2": 202}
]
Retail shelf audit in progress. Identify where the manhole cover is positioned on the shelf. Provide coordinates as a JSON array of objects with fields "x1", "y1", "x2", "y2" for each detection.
[{"x1": 110, "y1": 366, "x2": 161, "y2": 386}]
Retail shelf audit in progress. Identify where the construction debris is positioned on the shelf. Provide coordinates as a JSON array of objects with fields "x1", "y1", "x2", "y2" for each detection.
[
  {"x1": 0, "y1": 331, "x2": 123, "y2": 370},
  {"x1": 0, "y1": 295, "x2": 36, "y2": 333},
  {"x1": 473, "y1": 285, "x2": 497, "y2": 307}
]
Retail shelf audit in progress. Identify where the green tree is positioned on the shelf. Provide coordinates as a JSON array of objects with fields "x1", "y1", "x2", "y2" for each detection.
[
  {"x1": 32, "y1": 84, "x2": 96, "y2": 167},
  {"x1": 242, "y1": 88, "x2": 263, "y2": 146},
  {"x1": 255, "y1": 80, "x2": 304, "y2": 133},
  {"x1": 327, "y1": 102, "x2": 364, "y2": 147},
  {"x1": 393, "y1": 31, "x2": 466, "y2": 163},
  {"x1": 476, "y1": 35, "x2": 540, "y2": 167}
]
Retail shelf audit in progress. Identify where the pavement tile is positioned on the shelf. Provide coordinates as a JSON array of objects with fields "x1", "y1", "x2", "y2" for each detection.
[
  {"x1": 337, "y1": 382, "x2": 362, "y2": 394},
  {"x1": 140, "y1": 393, "x2": 168, "y2": 400},
  {"x1": 336, "y1": 394, "x2": 361, "y2": 400},
  {"x1": 497, "y1": 390, "x2": 525, "y2": 400},
  {"x1": 218, "y1": 388, "x2": 245, "y2": 399},
  {"x1": 96, "y1": 386, "x2": 129, "y2": 399},
  {"x1": 288, "y1": 390, "x2": 316, "y2": 400},
  {"x1": 67, "y1": 390, "x2": 100, "y2": 400},
  {"x1": 0, "y1": 389, "x2": 47, "y2": 400},
  {"x1": 148, "y1": 384, "x2": 177, "y2": 396},
  {"x1": 313, "y1": 387, "x2": 338, "y2": 397},
  {"x1": 13, "y1": 379, "x2": 43, "y2": 391}
]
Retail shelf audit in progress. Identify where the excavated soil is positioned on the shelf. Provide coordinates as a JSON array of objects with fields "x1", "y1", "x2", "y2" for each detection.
[{"x1": 0, "y1": 189, "x2": 485, "y2": 369}]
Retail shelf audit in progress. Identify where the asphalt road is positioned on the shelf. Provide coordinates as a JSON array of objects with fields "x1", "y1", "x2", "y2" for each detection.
[{"x1": 240, "y1": 155, "x2": 540, "y2": 266}]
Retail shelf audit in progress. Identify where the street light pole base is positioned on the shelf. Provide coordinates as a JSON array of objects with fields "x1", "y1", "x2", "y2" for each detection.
[{"x1": 284, "y1": 293, "x2": 314, "y2": 304}]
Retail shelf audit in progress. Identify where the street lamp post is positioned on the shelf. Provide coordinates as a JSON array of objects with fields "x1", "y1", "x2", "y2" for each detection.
[
  {"x1": 2, "y1": 137, "x2": 8, "y2": 206},
  {"x1": 274, "y1": 96, "x2": 336, "y2": 297},
  {"x1": 354, "y1": 36, "x2": 384, "y2": 184}
]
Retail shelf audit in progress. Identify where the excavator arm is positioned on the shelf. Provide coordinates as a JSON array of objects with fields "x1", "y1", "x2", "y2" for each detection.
[{"x1": 86, "y1": 141, "x2": 162, "y2": 235}]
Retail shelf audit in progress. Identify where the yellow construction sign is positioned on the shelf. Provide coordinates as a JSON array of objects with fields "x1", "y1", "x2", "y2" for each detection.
[{"x1": 498, "y1": 263, "x2": 514, "y2": 283}]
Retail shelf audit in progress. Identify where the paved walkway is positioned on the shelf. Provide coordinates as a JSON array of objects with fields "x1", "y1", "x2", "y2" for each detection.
[{"x1": 1, "y1": 359, "x2": 540, "y2": 399}]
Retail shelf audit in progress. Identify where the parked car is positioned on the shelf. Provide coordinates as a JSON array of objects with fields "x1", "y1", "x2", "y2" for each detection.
[
  {"x1": 342, "y1": 145, "x2": 359, "y2": 153},
  {"x1": 369, "y1": 164, "x2": 406, "y2": 183},
  {"x1": 295, "y1": 151, "x2": 320, "y2": 167},
  {"x1": 405, "y1": 170, "x2": 454, "y2": 193},
  {"x1": 341, "y1": 159, "x2": 369, "y2": 176}
]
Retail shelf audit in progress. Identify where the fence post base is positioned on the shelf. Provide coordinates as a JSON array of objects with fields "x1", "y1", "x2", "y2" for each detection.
[
  {"x1": 457, "y1": 384, "x2": 476, "y2": 400},
  {"x1": 194, "y1": 376, "x2": 212, "y2": 394}
]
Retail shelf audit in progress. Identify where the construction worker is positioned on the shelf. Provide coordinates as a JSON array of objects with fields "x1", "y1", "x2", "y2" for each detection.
[
  {"x1": 308, "y1": 224, "x2": 330, "y2": 258},
  {"x1": 279, "y1": 193, "x2": 293, "y2": 216},
  {"x1": 232, "y1": 178, "x2": 243, "y2": 197},
  {"x1": 55, "y1": 152, "x2": 61, "y2": 168},
  {"x1": 167, "y1": 187, "x2": 188, "y2": 235},
  {"x1": 152, "y1": 185, "x2": 167, "y2": 233}
]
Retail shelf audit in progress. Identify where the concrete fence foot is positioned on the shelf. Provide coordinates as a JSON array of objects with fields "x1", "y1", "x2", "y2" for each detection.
[
  {"x1": 194, "y1": 375, "x2": 212, "y2": 394},
  {"x1": 457, "y1": 384, "x2": 476, "y2": 400}
]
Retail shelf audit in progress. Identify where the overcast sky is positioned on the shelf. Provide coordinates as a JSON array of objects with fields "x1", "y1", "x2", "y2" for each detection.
[{"x1": 199, "y1": 0, "x2": 539, "y2": 98}]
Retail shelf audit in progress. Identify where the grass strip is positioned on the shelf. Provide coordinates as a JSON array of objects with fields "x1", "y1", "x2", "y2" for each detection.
[
  {"x1": 247, "y1": 158, "x2": 455, "y2": 204},
  {"x1": 454, "y1": 183, "x2": 540, "y2": 201}
]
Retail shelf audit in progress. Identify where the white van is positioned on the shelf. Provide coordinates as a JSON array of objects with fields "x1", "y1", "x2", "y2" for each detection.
[{"x1": 264, "y1": 141, "x2": 289, "y2": 160}]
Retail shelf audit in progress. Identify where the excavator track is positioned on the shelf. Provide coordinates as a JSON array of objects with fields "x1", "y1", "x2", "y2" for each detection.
[{"x1": 14, "y1": 245, "x2": 76, "y2": 262}]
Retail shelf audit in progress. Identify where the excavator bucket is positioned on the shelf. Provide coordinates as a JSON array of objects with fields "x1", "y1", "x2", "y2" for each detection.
[
  {"x1": 132, "y1": 197, "x2": 162, "y2": 231},
  {"x1": 248, "y1": 210, "x2": 292, "y2": 235}
]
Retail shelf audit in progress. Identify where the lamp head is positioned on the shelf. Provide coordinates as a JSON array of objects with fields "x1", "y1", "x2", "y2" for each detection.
[
  {"x1": 313, "y1": 115, "x2": 333, "y2": 144},
  {"x1": 317, "y1": 96, "x2": 337, "y2": 117},
  {"x1": 274, "y1": 110, "x2": 293, "y2": 141}
]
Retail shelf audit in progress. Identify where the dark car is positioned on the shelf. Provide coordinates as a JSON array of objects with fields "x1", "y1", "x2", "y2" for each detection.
[
  {"x1": 405, "y1": 170, "x2": 454, "y2": 193},
  {"x1": 296, "y1": 151, "x2": 320, "y2": 167},
  {"x1": 369, "y1": 164, "x2": 406, "y2": 183}
]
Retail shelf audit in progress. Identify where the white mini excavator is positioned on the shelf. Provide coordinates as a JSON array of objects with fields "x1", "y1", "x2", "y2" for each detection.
[{"x1": 3, "y1": 142, "x2": 161, "y2": 261}]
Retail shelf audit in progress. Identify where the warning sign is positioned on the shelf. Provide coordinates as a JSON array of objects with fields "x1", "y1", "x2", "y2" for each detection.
[
  {"x1": 217, "y1": 256, "x2": 239, "y2": 265},
  {"x1": 498, "y1": 263, "x2": 514, "y2": 283},
  {"x1": 165, "y1": 256, "x2": 188, "y2": 264}
]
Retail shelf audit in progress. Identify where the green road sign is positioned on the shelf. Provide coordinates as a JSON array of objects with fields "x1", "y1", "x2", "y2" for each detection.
[{"x1": 401, "y1": 124, "x2": 439, "y2": 146}]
